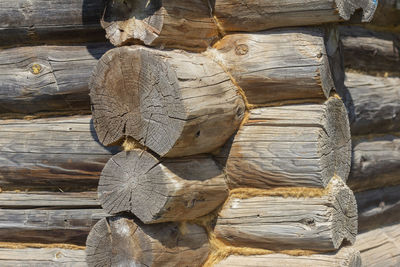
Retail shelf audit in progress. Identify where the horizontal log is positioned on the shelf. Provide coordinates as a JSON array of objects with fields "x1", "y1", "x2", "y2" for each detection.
[
  {"x1": 86, "y1": 216, "x2": 209, "y2": 267},
  {"x1": 222, "y1": 97, "x2": 351, "y2": 189},
  {"x1": 90, "y1": 45, "x2": 245, "y2": 157},
  {"x1": 354, "y1": 223, "x2": 400, "y2": 267},
  {"x1": 0, "y1": 44, "x2": 110, "y2": 115},
  {"x1": 356, "y1": 185, "x2": 400, "y2": 232},
  {"x1": 207, "y1": 27, "x2": 337, "y2": 105},
  {"x1": 214, "y1": 247, "x2": 361, "y2": 267},
  {"x1": 0, "y1": 247, "x2": 86, "y2": 266},
  {"x1": 213, "y1": 0, "x2": 377, "y2": 32},
  {"x1": 340, "y1": 26, "x2": 400, "y2": 75},
  {"x1": 214, "y1": 178, "x2": 358, "y2": 251},
  {"x1": 99, "y1": 150, "x2": 228, "y2": 223},
  {"x1": 370, "y1": 0, "x2": 400, "y2": 28},
  {"x1": 0, "y1": 209, "x2": 105, "y2": 245},
  {"x1": 344, "y1": 72, "x2": 400, "y2": 136},
  {"x1": 101, "y1": 0, "x2": 218, "y2": 51},
  {"x1": 0, "y1": 0, "x2": 106, "y2": 47},
  {"x1": 0, "y1": 116, "x2": 118, "y2": 191},
  {"x1": 348, "y1": 135, "x2": 400, "y2": 191}
]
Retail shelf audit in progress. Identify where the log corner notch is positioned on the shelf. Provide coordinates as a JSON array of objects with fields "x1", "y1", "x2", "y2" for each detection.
[
  {"x1": 335, "y1": 0, "x2": 379, "y2": 22},
  {"x1": 100, "y1": 0, "x2": 218, "y2": 51},
  {"x1": 90, "y1": 45, "x2": 245, "y2": 157},
  {"x1": 98, "y1": 149, "x2": 228, "y2": 223}
]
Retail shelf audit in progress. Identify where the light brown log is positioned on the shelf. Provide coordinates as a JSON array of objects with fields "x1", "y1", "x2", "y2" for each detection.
[
  {"x1": 222, "y1": 97, "x2": 351, "y2": 189},
  {"x1": 353, "y1": 223, "x2": 400, "y2": 267},
  {"x1": 0, "y1": 44, "x2": 110, "y2": 115},
  {"x1": 214, "y1": 247, "x2": 361, "y2": 267},
  {"x1": 214, "y1": 178, "x2": 358, "y2": 251},
  {"x1": 213, "y1": 0, "x2": 378, "y2": 32},
  {"x1": 0, "y1": 247, "x2": 86, "y2": 267},
  {"x1": 356, "y1": 185, "x2": 400, "y2": 232},
  {"x1": 0, "y1": 0, "x2": 105, "y2": 47},
  {"x1": 348, "y1": 135, "x2": 400, "y2": 192},
  {"x1": 344, "y1": 72, "x2": 400, "y2": 135},
  {"x1": 370, "y1": 0, "x2": 400, "y2": 28},
  {"x1": 98, "y1": 150, "x2": 228, "y2": 223},
  {"x1": 86, "y1": 216, "x2": 209, "y2": 267},
  {"x1": 101, "y1": 0, "x2": 218, "y2": 51},
  {"x1": 0, "y1": 116, "x2": 117, "y2": 191},
  {"x1": 340, "y1": 26, "x2": 400, "y2": 75},
  {"x1": 207, "y1": 27, "x2": 337, "y2": 105},
  {"x1": 90, "y1": 45, "x2": 245, "y2": 157}
]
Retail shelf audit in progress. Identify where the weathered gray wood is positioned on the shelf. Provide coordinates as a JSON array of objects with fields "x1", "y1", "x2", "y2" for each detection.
[
  {"x1": 101, "y1": 0, "x2": 218, "y2": 51},
  {"x1": 370, "y1": 0, "x2": 400, "y2": 28},
  {"x1": 213, "y1": 0, "x2": 378, "y2": 32},
  {"x1": 344, "y1": 72, "x2": 400, "y2": 136},
  {"x1": 90, "y1": 45, "x2": 245, "y2": 157},
  {"x1": 222, "y1": 97, "x2": 351, "y2": 189},
  {"x1": 0, "y1": 116, "x2": 118, "y2": 191},
  {"x1": 86, "y1": 216, "x2": 209, "y2": 267},
  {"x1": 0, "y1": 44, "x2": 110, "y2": 115},
  {"x1": 340, "y1": 26, "x2": 400, "y2": 75},
  {"x1": 99, "y1": 150, "x2": 228, "y2": 223},
  {"x1": 0, "y1": 247, "x2": 86, "y2": 267},
  {"x1": 214, "y1": 247, "x2": 361, "y2": 267},
  {"x1": 356, "y1": 185, "x2": 400, "y2": 232},
  {"x1": 0, "y1": 192, "x2": 99, "y2": 208},
  {"x1": 0, "y1": 209, "x2": 105, "y2": 245},
  {"x1": 354, "y1": 223, "x2": 400, "y2": 267},
  {"x1": 214, "y1": 178, "x2": 358, "y2": 251},
  {"x1": 348, "y1": 135, "x2": 400, "y2": 192},
  {"x1": 0, "y1": 0, "x2": 105, "y2": 47},
  {"x1": 207, "y1": 27, "x2": 337, "y2": 105}
]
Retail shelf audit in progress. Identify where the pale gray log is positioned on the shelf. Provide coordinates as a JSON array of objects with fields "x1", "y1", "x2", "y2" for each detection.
[
  {"x1": 98, "y1": 150, "x2": 228, "y2": 223},
  {"x1": 214, "y1": 179, "x2": 358, "y2": 251},
  {"x1": 223, "y1": 97, "x2": 351, "y2": 189},
  {"x1": 90, "y1": 45, "x2": 245, "y2": 157},
  {"x1": 86, "y1": 216, "x2": 209, "y2": 267}
]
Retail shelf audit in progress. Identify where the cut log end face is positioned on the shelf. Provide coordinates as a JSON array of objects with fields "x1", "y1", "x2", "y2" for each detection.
[
  {"x1": 335, "y1": 0, "x2": 378, "y2": 22},
  {"x1": 90, "y1": 46, "x2": 186, "y2": 156}
]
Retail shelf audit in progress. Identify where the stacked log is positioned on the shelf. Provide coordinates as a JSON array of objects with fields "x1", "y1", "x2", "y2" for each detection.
[{"x1": 84, "y1": 1, "x2": 379, "y2": 266}]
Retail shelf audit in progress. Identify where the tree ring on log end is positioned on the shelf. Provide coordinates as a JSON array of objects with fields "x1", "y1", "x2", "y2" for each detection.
[
  {"x1": 86, "y1": 218, "x2": 112, "y2": 267},
  {"x1": 335, "y1": 0, "x2": 378, "y2": 22},
  {"x1": 89, "y1": 46, "x2": 186, "y2": 156}
]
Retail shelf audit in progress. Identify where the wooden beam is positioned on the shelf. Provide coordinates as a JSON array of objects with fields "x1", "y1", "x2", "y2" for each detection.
[
  {"x1": 214, "y1": 247, "x2": 361, "y2": 267},
  {"x1": 0, "y1": 0, "x2": 106, "y2": 47},
  {"x1": 0, "y1": 44, "x2": 110, "y2": 115},
  {"x1": 214, "y1": 178, "x2": 358, "y2": 251},
  {"x1": 98, "y1": 150, "x2": 228, "y2": 223},
  {"x1": 90, "y1": 45, "x2": 245, "y2": 157},
  {"x1": 221, "y1": 97, "x2": 351, "y2": 189},
  {"x1": 348, "y1": 135, "x2": 400, "y2": 192},
  {"x1": 0, "y1": 116, "x2": 118, "y2": 191},
  {"x1": 86, "y1": 216, "x2": 209, "y2": 267}
]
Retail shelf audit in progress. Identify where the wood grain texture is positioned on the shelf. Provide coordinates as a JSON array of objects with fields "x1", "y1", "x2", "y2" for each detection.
[
  {"x1": 354, "y1": 223, "x2": 400, "y2": 267},
  {"x1": 222, "y1": 97, "x2": 351, "y2": 189},
  {"x1": 370, "y1": 0, "x2": 400, "y2": 28},
  {"x1": 214, "y1": 178, "x2": 358, "y2": 251},
  {"x1": 0, "y1": 116, "x2": 118, "y2": 191},
  {"x1": 0, "y1": 0, "x2": 106, "y2": 47},
  {"x1": 215, "y1": 247, "x2": 361, "y2": 267},
  {"x1": 0, "y1": 43, "x2": 110, "y2": 115},
  {"x1": 348, "y1": 135, "x2": 400, "y2": 192},
  {"x1": 90, "y1": 45, "x2": 245, "y2": 157},
  {"x1": 99, "y1": 150, "x2": 228, "y2": 223},
  {"x1": 213, "y1": 0, "x2": 378, "y2": 32},
  {"x1": 0, "y1": 247, "x2": 86, "y2": 267},
  {"x1": 344, "y1": 72, "x2": 400, "y2": 136},
  {"x1": 101, "y1": 0, "x2": 218, "y2": 51},
  {"x1": 356, "y1": 185, "x2": 400, "y2": 232},
  {"x1": 207, "y1": 27, "x2": 336, "y2": 105},
  {"x1": 86, "y1": 216, "x2": 209, "y2": 267},
  {"x1": 0, "y1": 209, "x2": 105, "y2": 245},
  {"x1": 340, "y1": 26, "x2": 400, "y2": 75}
]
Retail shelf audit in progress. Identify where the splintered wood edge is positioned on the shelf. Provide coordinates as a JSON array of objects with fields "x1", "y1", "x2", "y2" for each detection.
[{"x1": 335, "y1": 0, "x2": 378, "y2": 22}]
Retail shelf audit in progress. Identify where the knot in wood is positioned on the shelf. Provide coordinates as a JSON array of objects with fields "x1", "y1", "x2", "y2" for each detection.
[
  {"x1": 235, "y1": 44, "x2": 248, "y2": 55},
  {"x1": 30, "y1": 64, "x2": 42, "y2": 75}
]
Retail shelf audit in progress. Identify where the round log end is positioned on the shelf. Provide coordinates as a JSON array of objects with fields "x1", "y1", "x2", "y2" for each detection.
[
  {"x1": 86, "y1": 218, "x2": 112, "y2": 267},
  {"x1": 330, "y1": 179, "x2": 358, "y2": 249},
  {"x1": 335, "y1": 0, "x2": 378, "y2": 22},
  {"x1": 319, "y1": 97, "x2": 352, "y2": 185},
  {"x1": 89, "y1": 46, "x2": 186, "y2": 156},
  {"x1": 348, "y1": 249, "x2": 362, "y2": 267}
]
